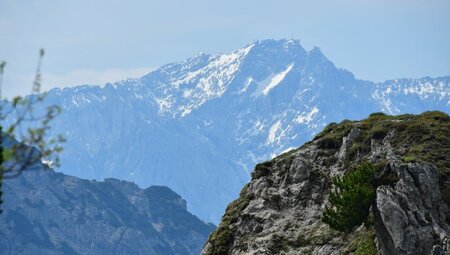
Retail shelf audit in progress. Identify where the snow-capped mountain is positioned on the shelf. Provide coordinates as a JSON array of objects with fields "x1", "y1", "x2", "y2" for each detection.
[{"x1": 20, "y1": 39, "x2": 449, "y2": 223}]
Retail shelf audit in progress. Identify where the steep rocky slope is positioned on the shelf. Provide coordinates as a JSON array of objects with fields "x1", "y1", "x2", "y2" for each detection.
[
  {"x1": 0, "y1": 165, "x2": 215, "y2": 255},
  {"x1": 202, "y1": 111, "x2": 450, "y2": 255}
]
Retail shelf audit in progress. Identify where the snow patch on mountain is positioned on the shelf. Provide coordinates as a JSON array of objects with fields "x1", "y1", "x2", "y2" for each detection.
[
  {"x1": 146, "y1": 43, "x2": 255, "y2": 117},
  {"x1": 267, "y1": 120, "x2": 282, "y2": 144},
  {"x1": 29, "y1": 39, "x2": 450, "y2": 224},
  {"x1": 294, "y1": 107, "x2": 319, "y2": 124},
  {"x1": 252, "y1": 63, "x2": 294, "y2": 97}
]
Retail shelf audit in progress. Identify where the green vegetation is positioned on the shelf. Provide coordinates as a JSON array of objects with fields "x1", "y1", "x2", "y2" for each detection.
[
  {"x1": 322, "y1": 163, "x2": 376, "y2": 232},
  {"x1": 0, "y1": 50, "x2": 65, "y2": 213},
  {"x1": 0, "y1": 131, "x2": 2, "y2": 213},
  {"x1": 315, "y1": 120, "x2": 353, "y2": 150},
  {"x1": 318, "y1": 111, "x2": 450, "y2": 230},
  {"x1": 314, "y1": 111, "x2": 450, "y2": 207},
  {"x1": 347, "y1": 227, "x2": 377, "y2": 255},
  {"x1": 205, "y1": 111, "x2": 450, "y2": 254},
  {"x1": 354, "y1": 233, "x2": 377, "y2": 255},
  {"x1": 204, "y1": 187, "x2": 252, "y2": 255},
  {"x1": 252, "y1": 161, "x2": 273, "y2": 179}
]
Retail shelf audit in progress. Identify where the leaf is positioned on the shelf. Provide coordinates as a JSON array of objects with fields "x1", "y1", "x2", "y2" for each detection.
[
  {"x1": 2, "y1": 148, "x2": 14, "y2": 162},
  {"x1": 12, "y1": 96, "x2": 23, "y2": 107}
]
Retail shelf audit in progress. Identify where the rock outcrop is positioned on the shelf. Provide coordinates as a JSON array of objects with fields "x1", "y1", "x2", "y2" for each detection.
[{"x1": 202, "y1": 111, "x2": 450, "y2": 255}]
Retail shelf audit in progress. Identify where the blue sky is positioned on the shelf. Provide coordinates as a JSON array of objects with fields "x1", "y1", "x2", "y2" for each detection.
[{"x1": 1, "y1": 0, "x2": 449, "y2": 98}]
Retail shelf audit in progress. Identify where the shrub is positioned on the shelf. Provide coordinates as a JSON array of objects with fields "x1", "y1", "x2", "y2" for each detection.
[
  {"x1": 322, "y1": 162, "x2": 376, "y2": 232},
  {"x1": 251, "y1": 161, "x2": 273, "y2": 179},
  {"x1": 317, "y1": 135, "x2": 341, "y2": 150},
  {"x1": 371, "y1": 126, "x2": 388, "y2": 140},
  {"x1": 369, "y1": 112, "x2": 387, "y2": 118}
]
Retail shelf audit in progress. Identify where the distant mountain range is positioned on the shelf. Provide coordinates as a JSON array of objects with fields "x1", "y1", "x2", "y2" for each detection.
[
  {"x1": 0, "y1": 162, "x2": 214, "y2": 255},
  {"x1": 10, "y1": 39, "x2": 448, "y2": 223}
]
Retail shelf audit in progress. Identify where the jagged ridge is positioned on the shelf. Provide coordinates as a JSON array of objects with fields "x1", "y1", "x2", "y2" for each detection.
[{"x1": 0, "y1": 164, "x2": 215, "y2": 255}]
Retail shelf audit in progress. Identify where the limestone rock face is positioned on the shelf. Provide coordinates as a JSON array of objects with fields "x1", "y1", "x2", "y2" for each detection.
[
  {"x1": 375, "y1": 162, "x2": 449, "y2": 255},
  {"x1": 201, "y1": 112, "x2": 450, "y2": 255}
]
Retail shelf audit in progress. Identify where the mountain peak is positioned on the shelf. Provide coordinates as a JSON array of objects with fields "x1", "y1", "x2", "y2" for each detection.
[
  {"x1": 309, "y1": 46, "x2": 322, "y2": 54},
  {"x1": 249, "y1": 38, "x2": 306, "y2": 53},
  {"x1": 308, "y1": 46, "x2": 329, "y2": 62}
]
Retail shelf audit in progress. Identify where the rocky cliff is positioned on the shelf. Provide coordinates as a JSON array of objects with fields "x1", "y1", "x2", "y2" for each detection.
[
  {"x1": 202, "y1": 111, "x2": 450, "y2": 255},
  {"x1": 0, "y1": 166, "x2": 215, "y2": 255}
]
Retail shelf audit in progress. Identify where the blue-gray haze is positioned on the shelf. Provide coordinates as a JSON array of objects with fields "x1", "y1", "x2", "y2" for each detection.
[{"x1": 6, "y1": 39, "x2": 450, "y2": 223}]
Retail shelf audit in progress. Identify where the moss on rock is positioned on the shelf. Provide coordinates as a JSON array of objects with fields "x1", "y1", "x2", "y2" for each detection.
[
  {"x1": 346, "y1": 227, "x2": 377, "y2": 255},
  {"x1": 318, "y1": 111, "x2": 450, "y2": 206}
]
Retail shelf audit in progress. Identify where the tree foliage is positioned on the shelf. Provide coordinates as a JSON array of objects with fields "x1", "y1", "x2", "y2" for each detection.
[
  {"x1": 322, "y1": 162, "x2": 376, "y2": 232},
  {"x1": 0, "y1": 50, "x2": 65, "y2": 213}
]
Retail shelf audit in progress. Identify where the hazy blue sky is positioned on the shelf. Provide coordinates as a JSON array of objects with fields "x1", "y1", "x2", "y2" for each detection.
[{"x1": 1, "y1": 0, "x2": 449, "y2": 98}]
